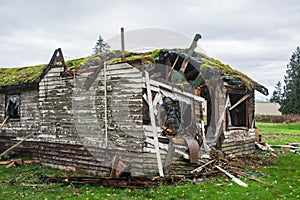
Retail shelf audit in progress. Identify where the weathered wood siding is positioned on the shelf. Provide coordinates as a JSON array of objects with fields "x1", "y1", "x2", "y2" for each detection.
[
  {"x1": 37, "y1": 63, "x2": 145, "y2": 175},
  {"x1": 0, "y1": 90, "x2": 39, "y2": 136},
  {"x1": 39, "y1": 66, "x2": 77, "y2": 143},
  {"x1": 222, "y1": 129, "x2": 256, "y2": 156}
]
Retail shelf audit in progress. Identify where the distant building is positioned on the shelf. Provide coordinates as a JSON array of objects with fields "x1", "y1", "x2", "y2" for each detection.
[{"x1": 255, "y1": 102, "x2": 281, "y2": 116}]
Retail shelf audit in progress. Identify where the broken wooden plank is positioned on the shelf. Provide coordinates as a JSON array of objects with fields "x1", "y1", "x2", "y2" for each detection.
[
  {"x1": 0, "y1": 132, "x2": 35, "y2": 158},
  {"x1": 6, "y1": 161, "x2": 16, "y2": 168},
  {"x1": 5, "y1": 158, "x2": 23, "y2": 168},
  {"x1": 191, "y1": 159, "x2": 216, "y2": 174},
  {"x1": 231, "y1": 170, "x2": 268, "y2": 185},
  {"x1": 145, "y1": 137, "x2": 189, "y2": 159},
  {"x1": 285, "y1": 142, "x2": 299, "y2": 147},
  {"x1": 145, "y1": 71, "x2": 164, "y2": 177},
  {"x1": 0, "y1": 160, "x2": 40, "y2": 165},
  {"x1": 215, "y1": 165, "x2": 248, "y2": 187},
  {"x1": 24, "y1": 160, "x2": 41, "y2": 164},
  {"x1": 142, "y1": 77, "x2": 205, "y2": 102},
  {"x1": 229, "y1": 94, "x2": 250, "y2": 111}
]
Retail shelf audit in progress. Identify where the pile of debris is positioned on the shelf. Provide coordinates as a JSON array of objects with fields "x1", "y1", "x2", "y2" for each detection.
[
  {"x1": 189, "y1": 150, "x2": 271, "y2": 187},
  {"x1": 39, "y1": 151, "x2": 271, "y2": 189}
]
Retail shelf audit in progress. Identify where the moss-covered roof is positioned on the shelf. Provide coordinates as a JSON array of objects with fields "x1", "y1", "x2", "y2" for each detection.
[
  {"x1": 0, "y1": 64, "x2": 46, "y2": 89},
  {"x1": 0, "y1": 54, "x2": 102, "y2": 91},
  {"x1": 0, "y1": 49, "x2": 268, "y2": 95}
]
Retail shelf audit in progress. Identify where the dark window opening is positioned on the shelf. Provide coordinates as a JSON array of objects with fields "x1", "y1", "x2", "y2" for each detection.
[
  {"x1": 228, "y1": 93, "x2": 247, "y2": 128},
  {"x1": 142, "y1": 97, "x2": 151, "y2": 125},
  {"x1": 6, "y1": 94, "x2": 20, "y2": 119}
]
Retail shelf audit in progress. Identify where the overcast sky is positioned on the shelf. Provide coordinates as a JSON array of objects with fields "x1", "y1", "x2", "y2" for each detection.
[{"x1": 1, "y1": 0, "x2": 300, "y2": 100}]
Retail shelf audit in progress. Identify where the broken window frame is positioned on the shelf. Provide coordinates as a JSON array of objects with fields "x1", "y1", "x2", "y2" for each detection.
[
  {"x1": 5, "y1": 94, "x2": 20, "y2": 119},
  {"x1": 226, "y1": 92, "x2": 249, "y2": 130}
]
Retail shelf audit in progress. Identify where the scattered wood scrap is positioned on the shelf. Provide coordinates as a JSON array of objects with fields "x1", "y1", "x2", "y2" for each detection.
[
  {"x1": 41, "y1": 175, "x2": 190, "y2": 189},
  {"x1": 5, "y1": 158, "x2": 23, "y2": 168},
  {"x1": 43, "y1": 176, "x2": 159, "y2": 189},
  {"x1": 0, "y1": 159, "x2": 40, "y2": 168},
  {"x1": 188, "y1": 151, "x2": 271, "y2": 187},
  {"x1": 255, "y1": 142, "x2": 278, "y2": 157},
  {"x1": 231, "y1": 170, "x2": 268, "y2": 185},
  {"x1": 270, "y1": 144, "x2": 300, "y2": 154},
  {"x1": 285, "y1": 142, "x2": 299, "y2": 147}
]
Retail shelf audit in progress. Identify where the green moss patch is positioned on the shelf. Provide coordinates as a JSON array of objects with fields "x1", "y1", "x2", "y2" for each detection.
[
  {"x1": 0, "y1": 64, "x2": 46, "y2": 88},
  {"x1": 66, "y1": 56, "x2": 102, "y2": 70},
  {"x1": 199, "y1": 56, "x2": 254, "y2": 88}
]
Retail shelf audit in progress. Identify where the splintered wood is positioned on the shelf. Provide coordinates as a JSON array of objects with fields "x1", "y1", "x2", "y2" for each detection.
[{"x1": 190, "y1": 152, "x2": 270, "y2": 187}]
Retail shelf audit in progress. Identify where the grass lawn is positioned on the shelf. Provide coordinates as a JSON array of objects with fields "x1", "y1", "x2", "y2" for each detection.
[
  {"x1": 0, "y1": 153, "x2": 299, "y2": 200},
  {"x1": 256, "y1": 122, "x2": 300, "y2": 145}
]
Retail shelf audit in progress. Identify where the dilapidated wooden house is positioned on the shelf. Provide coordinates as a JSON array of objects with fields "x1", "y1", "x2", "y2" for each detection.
[{"x1": 0, "y1": 47, "x2": 268, "y2": 177}]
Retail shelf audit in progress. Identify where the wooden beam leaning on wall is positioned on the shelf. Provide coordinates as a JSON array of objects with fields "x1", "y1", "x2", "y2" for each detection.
[
  {"x1": 145, "y1": 71, "x2": 164, "y2": 177},
  {"x1": 0, "y1": 132, "x2": 35, "y2": 158},
  {"x1": 0, "y1": 116, "x2": 9, "y2": 130}
]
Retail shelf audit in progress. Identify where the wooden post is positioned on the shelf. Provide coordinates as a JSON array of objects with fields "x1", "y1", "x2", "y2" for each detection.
[
  {"x1": 0, "y1": 116, "x2": 9, "y2": 130},
  {"x1": 0, "y1": 132, "x2": 35, "y2": 158},
  {"x1": 145, "y1": 71, "x2": 164, "y2": 177},
  {"x1": 104, "y1": 62, "x2": 108, "y2": 148},
  {"x1": 121, "y1": 27, "x2": 125, "y2": 62}
]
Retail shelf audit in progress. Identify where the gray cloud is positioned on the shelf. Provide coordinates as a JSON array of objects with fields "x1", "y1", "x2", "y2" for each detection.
[{"x1": 1, "y1": 0, "x2": 300, "y2": 99}]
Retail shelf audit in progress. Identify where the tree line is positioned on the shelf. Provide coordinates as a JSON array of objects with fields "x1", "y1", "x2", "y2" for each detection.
[{"x1": 270, "y1": 47, "x2": 300, "y2": 115}]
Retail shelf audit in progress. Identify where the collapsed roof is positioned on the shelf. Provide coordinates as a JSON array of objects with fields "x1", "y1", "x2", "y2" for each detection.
[{"x1": 0, "y1": 48, "x2": 268, "y2": 96}]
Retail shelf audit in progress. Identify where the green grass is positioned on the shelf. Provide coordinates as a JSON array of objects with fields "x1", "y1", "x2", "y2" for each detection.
[
  {"x1": 256, "y1": 122, "x2": 300, "y2": 134},
  {"x1": 256, "y1": 122, "x2": 300, "y2": 145},
  {"x1": 0, "y1": 154, "x2": 299, "y2": 200}
]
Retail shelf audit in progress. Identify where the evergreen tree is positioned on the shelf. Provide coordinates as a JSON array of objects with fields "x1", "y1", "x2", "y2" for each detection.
[
  {"x1": 93, "y1": 35, "x2": 110, "y2": 55},
  {"x1": 270, "y1": 81, "x2": 282, "y2": 103},
  {"x1": 280, "y1": 47, "x2": 300, "y2": 114}
]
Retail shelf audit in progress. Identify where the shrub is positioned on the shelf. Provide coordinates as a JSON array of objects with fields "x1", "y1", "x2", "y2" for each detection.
[{"x1": 255, "y1": 115, "x2": 300, "y2": 123}]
